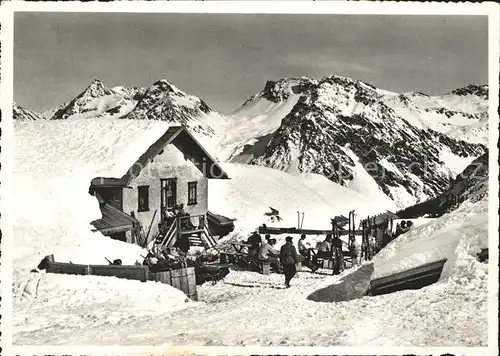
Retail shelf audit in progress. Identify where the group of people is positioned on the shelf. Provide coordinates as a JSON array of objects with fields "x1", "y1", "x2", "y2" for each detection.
[
  {"x1": 246, "y1": 232, "x2": 280, "y2": 270},
  {"x1": 143, "y1": 243, "x2": 192, "y2": 273},
  {"x1": 245, "y1": 232, "x2": 300, "y2": 288},
  {"x1": 161, "y1": 204, "x2": 196, "y2": 231},
  {"x1": 244, "y1": 231, "x2": 351, "y2": 285},
  {"x1": 298, "y1": 233, "x2": 345, "y2": 274},
  {"x1": 394, "y1": 220, "x2": 413, "y2": 238}
]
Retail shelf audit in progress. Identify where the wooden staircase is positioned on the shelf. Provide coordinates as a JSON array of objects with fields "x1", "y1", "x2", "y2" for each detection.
[{"x1": 158, "y1": 214, "x2": 217, "y2": 250}]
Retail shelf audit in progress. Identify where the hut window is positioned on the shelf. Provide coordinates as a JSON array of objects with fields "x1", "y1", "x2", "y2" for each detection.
[
  {"x1": 187, "y1": 181, "x2": 197, "y2": 206},
  {"x1": 138, "y1": 186, "x2": 149, "y2": 212}
]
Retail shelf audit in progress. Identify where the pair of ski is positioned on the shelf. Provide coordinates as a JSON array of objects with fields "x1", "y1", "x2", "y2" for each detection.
[{"x1": 297, "y1": 211, "x2": 305, "y2": 229}]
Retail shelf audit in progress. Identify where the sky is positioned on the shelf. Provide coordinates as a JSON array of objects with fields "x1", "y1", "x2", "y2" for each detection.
[{"x1": 14, "y1": 13, "x2": 488, "y2": 114}]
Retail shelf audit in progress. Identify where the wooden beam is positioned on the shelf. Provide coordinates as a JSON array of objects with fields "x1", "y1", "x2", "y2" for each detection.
[
  {"x1": 46, "y1": 261, "x2": 148, "y2": 282},
  {"x1": 258, "y1": 226, "x2": 363, "y2": 236}
]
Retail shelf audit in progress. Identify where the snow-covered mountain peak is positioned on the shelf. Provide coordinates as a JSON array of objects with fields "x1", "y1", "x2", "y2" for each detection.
[
  {"x1": 448, "y1": 84, "x2": 488, "y2": 99},
  {"x1": 13, "y1": 102, "x2": 45, "y2": 121},
  {"x1": 150, "y1": 79, "x2": 184, "y2": 94},
  {"x1": 125, "y1": 79, "x2": 212, "y2": 124},
  {"x1": 83, "y1": 79, "x2": 115, "y2": 98},
  {"x1": 224, "y1": 74, "x2": 488, "y2": 208},
  {"x1": 49, "y1": 79, "x2": 120, "y2": 120},
  {"x1": 260, "y1": 77, "x2": 317, "y2": 103}
]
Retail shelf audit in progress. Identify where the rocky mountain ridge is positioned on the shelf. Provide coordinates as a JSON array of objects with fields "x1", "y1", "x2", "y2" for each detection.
[
  {"x1": 23, "y1": 78, "x2": 218, "y2": 138},
  {"x1": 14, "y1": 74, "x2": 489, "y2": 209},
  {"x1": 230, "y1": 75, "x2": 488, "y2": 208},
  {"x1": 13, "y1": 102, "x2": 45, "y2": 121}
]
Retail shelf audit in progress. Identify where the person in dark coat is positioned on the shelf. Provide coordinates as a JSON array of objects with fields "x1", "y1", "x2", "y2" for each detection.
[
  {"x1": 174, "y1": 234, "x2": 190, "y2": 255},
  {"x1": 331, "y1": 235, "x2": 342, "y2": 249},
  {"x1": 280, "y1": 236, "x2": 298, "y2": 288},
  {"x1": 331, "y1": 235, "x2": 343, "y2": 275},
  {"x1": 247, "y1": 231, "x2": 262, "y2": 257},
  {"x1": 395, "y1": 220, "x2": 406, "y2": 237}
]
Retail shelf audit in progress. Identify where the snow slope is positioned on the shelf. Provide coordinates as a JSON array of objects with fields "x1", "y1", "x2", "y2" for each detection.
[
  {"x1": 344, "y1": 148, "x2": 398, "y2": 210},
  {"x1": 381, "y1": 85, "x2": 488, "y2": 142},
  {"x1": 208, "y1": 163, "x2": 396, "y2": 240},
  {"x1": 221, "y1": 94, "x2": 301, "y2": 162},
  {"x1": 13, "y1": 273, "x2": 192, "y2": 339}
]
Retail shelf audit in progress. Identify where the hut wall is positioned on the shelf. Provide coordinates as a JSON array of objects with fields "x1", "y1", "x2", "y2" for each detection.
[{"x1": 123, "y1": 144, "x2": 208, "y2": 243}]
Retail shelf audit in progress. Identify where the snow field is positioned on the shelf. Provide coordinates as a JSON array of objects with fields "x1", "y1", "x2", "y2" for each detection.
[{"x1": 209, "y1": 163, "x2": 395, "y2": 242}]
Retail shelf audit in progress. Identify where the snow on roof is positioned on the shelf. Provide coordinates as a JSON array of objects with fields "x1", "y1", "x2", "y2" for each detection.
[{"x1": 13, "y1": 118, "x2": 174, "y2": 273}]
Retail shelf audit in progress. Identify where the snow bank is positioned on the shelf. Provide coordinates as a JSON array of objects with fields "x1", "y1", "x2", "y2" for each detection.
[
  {"x1": 13, "y1": 273, "x2": 192, "y2": 340},
  {"x1": 372, "y1": 196, "x2": 488, "y2": 280},
  {"x1": 307, "y1": 262, "x2": 374, "y2": 302},
  {"x1": 208, "y1": 163, "x2": 394, "y2": 240},
  {"x1": 13, "y1": 118, "x2": 174, "y2": 274}
]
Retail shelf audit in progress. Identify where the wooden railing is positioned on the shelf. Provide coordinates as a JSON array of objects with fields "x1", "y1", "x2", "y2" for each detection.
[
  {"x1": 177, "y1": 214, "x2": 206, "y2": 232},
  {"x1": 158, "y1": 214, "x2": 210, "y2": 249}
]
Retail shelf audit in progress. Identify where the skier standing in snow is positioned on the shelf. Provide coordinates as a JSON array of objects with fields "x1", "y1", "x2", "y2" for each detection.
[{"x1": 280, "y1": 236, "x2": 298, "y2": 288}]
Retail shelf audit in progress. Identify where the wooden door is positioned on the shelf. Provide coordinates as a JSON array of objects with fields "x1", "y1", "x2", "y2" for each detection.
[{"x1": 161, "y1": 178, "x2": 177, "y2": 211}]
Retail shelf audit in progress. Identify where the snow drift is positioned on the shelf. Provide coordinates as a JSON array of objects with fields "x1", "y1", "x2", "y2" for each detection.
[
  {"x1": 12, "y1": 118, "x2": 177, "y2": 275},
  {"x1": 372, "y1": 195, "x2": 488, "y2": 280}
]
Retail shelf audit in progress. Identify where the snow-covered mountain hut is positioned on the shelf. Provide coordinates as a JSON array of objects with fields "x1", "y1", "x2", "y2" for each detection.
[{"x1": 89, "y1": 125, "x2": 229, "y2": 247}]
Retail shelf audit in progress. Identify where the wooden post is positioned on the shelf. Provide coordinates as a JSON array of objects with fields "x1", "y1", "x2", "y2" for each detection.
[
  {"x1": 366, "y1": 219, "x2": 369, "y2": 260},
  {"x1": 348, "y1": 210, "x2": 355, "y2": 252},
  {"x1": 176, "y1": 216, "x2": 180, "y2": 245}
]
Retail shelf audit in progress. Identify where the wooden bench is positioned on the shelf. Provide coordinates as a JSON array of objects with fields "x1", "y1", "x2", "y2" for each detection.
[
  {"x1": 342, "y1": 250, "x2": 358, "y2": 268},
  {"x1": 260, "y1": 260, "x2": 271, "y2": 275}
]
